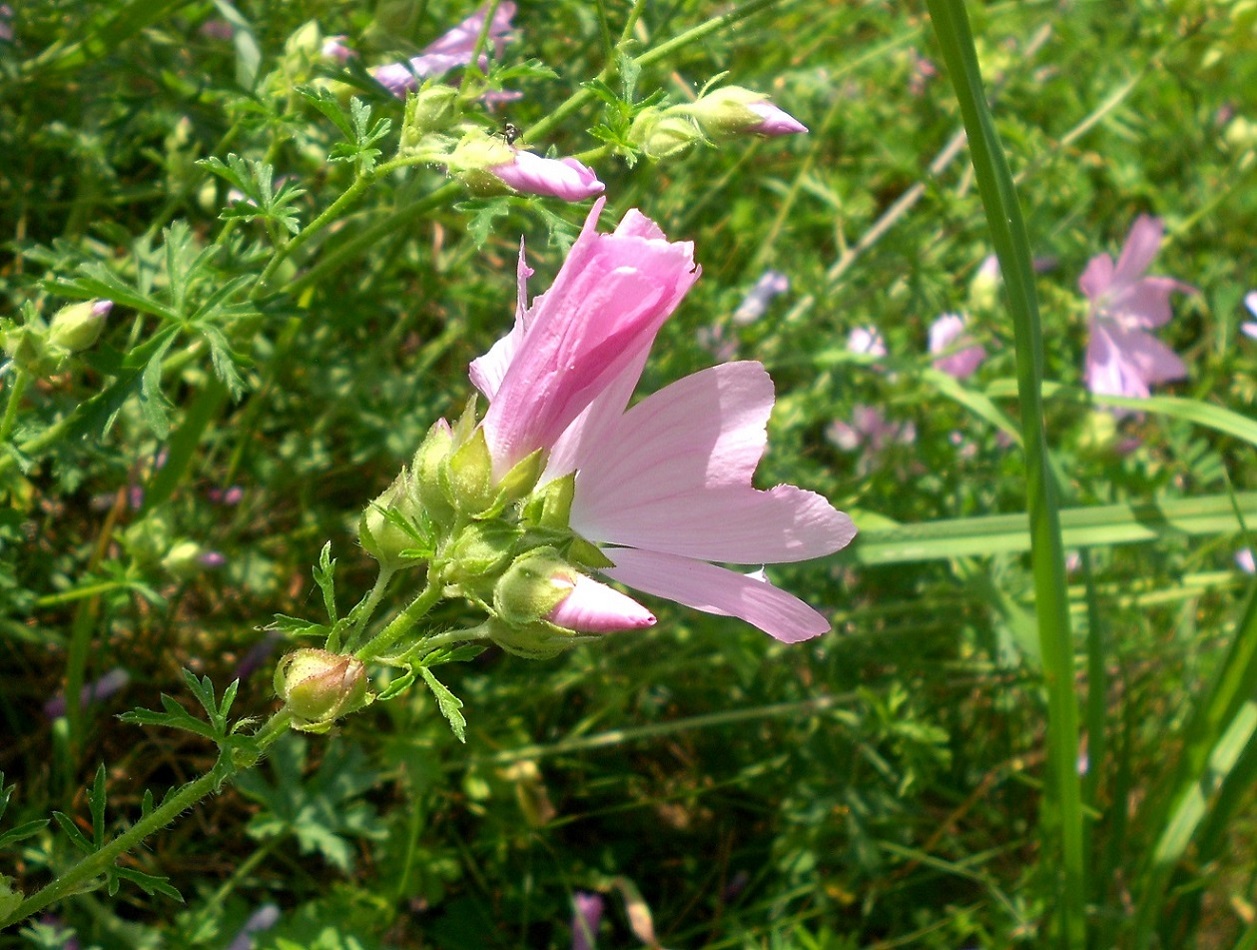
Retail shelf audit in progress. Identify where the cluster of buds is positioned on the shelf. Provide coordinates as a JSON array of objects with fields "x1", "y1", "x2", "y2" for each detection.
[
  {"x1": 357, "y1": 402, "x2": 653, "y2": 661},
  {"x1": 1, "y1": 299, "x2": 111, "y2": 376},
  {"x1": 629, "y1": 85, "x2": 807, "y2": 162}
]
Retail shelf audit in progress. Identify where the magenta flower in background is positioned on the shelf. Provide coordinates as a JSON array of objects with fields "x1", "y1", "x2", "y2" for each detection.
[
  {"x1": 370, "y1": 1, "x2": 515, "y2": 97},
  {"x1": 472, "y1": 200, "x2": 857, "y2": 642},
  {"x1": 489, "y1": 150, "x2": 605, "y2": 202},
  {"x1": 44, "y1": 667, "x2": 131, "y2": 720},
  {"x1": 928, "y1": 312, "x2": 986, "y2": 379},
  {"x1": 1242, "y1": 291, "x2": 1257, "y2": 340},
  {"x1": 0, "y1": 5, "x2": 13, "y2": 43},
  {"x1": 1081, "y1": 215, "x2": 1194, "y2": 401},
  {"x1": 321, "y1": 35, "x2": 355, "y2": 63},
  {"x1": 571, "y1": 892, "x2": 604, "y2": 950},
  {"x1": 1238, "y1": 548, "x2": 1256, "y2": 575},
  {"x1": 827, "y1": 405, "x2": 916, "y2": 457}
]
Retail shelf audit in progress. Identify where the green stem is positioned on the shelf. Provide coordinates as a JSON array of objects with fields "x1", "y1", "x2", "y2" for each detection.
[
  {"x1": 340, "y1": 567, "x2": 396, "y2": 654},
  {"x1": 0, "y1": 368, "x2": 31, "y2": 449},
  {"x1": 355, "y1": 579, "x2": 444, "y2": 663},
  {"x1": 0, "y1": 707, "x2": 294, "y2": 929},
  {"x1": 924, "y1": 0, "x2": 1084, "y2": 945}
]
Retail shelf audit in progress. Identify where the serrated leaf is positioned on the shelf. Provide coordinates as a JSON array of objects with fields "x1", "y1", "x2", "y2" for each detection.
[
  {"x1": 424, "y1": 644, "x2": 487, "y2": 668},
  {"x1": 298, "y1": 85, "x2": 356, "y2": 138},
  {"x1": 455, "y1": 197, "x2": 513, "y2": 250},
  {"x1": 419, "y1": 667, "x2": 466, "y2": 743},
  {"x1": 112, "y1": 865, "x2": 184, "y2": 902},
  {"x1": 0, "y1": 818, "x2": 50, "y2": 850},
  {"x1": 376, "y1": 669, "x2": 418, "y2": 702},
  {"x1": 52, "y1": 811, "x2": 93, "y2": 854},
  {"x1": 267, "y1": 613, "x2": 329, "y2": 637},
  {"x1": 88, "y1": 764, "x2": 107, "y2": 847},
  {"x1": 119, "y1": 707, "x2": 217, "y2": 741}
]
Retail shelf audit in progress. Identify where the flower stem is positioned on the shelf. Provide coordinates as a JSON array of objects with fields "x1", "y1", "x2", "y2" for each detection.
[
  {"x1": 924, "y1": 0, "x2": 1084, "y2": 944},
  {"x1": 0, "y1": 367, "x2": 31, "y2": 448},
  {"x1": 355, "y1": 579, "x2": 445, "y2": 663}
]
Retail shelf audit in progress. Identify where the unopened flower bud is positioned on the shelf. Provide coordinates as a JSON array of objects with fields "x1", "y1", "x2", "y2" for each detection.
[
  {"x1": 546, "y1": 573, "x2": 655, "y2": 633},
  {"x1": 484, "y1": 618, "x2": 573, "y2": 660},
  {"x1": 628, "y1": 108, "x2": 702, "y2": 162},
  {"x1": 358, "y1": 468, "x2": 425, "y2": 570},
  {"x1": 1, "y1": 320, "x2": 54, "y2": 377},
  {"x1": 274, "y1": 648, "x2": 370, "y2": 731},
  {"x1": 445, "y1": 426, "x2": 496, "y2": 515},
  {"x1": 493, "y1": 548, "x2": 579, "y2": 626},
  {"x1": 413, "y1": 419, "x2": 457, "y2": 528},
  {"x1": 162, "y1": 540, "x2": 208, "y2": 578},
  {"x1": 686, "y1": 86, "x2": 807, "y2": 138},
  {"x1": 49, "y1": 299, "x2": 111, "y2": 353},
  {"x1": 444, "y1": 521, "x2": 520, "y2": 589},
  {"x1": 402, "y1": 84, "x2": 461, "y2": 148}
]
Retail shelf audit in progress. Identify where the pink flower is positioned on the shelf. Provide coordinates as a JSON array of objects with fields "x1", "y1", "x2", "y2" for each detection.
[
  {"x1": 827, "y1": 405, "x2": 916, "y2": 457},
  {"x1": 490, "y1": 150, "x2": 605, "y2": 202},
  {"x1": 733, "y1": 270, "x2": 789, "y2": 325},
  {"x1": 473, "y1": 200, "x2": 856, "y2": 642},
  {"x1": 928, "y1": 312, "x2": 986, "y2": 379},
  {"x1": 1242, "y1": 291, "x2": 1257, "y2": 340},
  {"x1": 1238, "y1": 548, "x2": 1256, "y2": 575},
  {"x1": 370, "y1": 1, "x2": 515, "y2": 97},
  {"x1": 1081, "y1": 215, "x2": 1194, "y2": 401}
]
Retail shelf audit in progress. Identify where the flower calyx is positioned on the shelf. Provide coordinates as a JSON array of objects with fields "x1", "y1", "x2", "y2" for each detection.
[{"x1": 274, "y1": 648, "x2": 372, "y2": 733}]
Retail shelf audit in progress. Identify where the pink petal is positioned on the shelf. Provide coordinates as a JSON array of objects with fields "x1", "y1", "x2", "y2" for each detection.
[
  {"x1": 1085, "y1": 322, "x2": 1148, "y2": 399},
  {"x1": 1107, "y1": 323, "x2": 1187, "y2": 386},
  {"x1": 490, "y1": 151, "x2": 605, "y2": 202},
  {"x1": 470, "y1": 241, "x2": 533, "y2": 400},
  {"x1": 1079, "y1": 253, "x2": 1115, "y2": 303},
  {"x1": 568, "y1": 362, "x2": 856, "y2": 563},
  {"x1": 479, "y1": 200, "x2": 699, "y2": 477},
  {"x1": 1108, "y1": 276, "x2": 1194, "y2": 329},
  {"x1": 1112, "y1": 214, "x2": 1164, "y2": 287},
  {"x1": 546, "y1": 574, "x2": 655, "y2": 632},
  {"x1": 599, "y1": 548, "x2": 832, "y2": 643},
  {"x1": 747, "y1": 101, "x2": 808, "y2": 135},
  {"x1": 928, "y1": 313, "x2": 985, "y2": 379}
]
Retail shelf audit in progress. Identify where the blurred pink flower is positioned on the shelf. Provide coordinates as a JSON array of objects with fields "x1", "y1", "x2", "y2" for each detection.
[
  {"x1": 1081, "y1": 215, "x2": 1194, "y2": 401},
  {"x1": 44, "y1": 667, "x2": 131, "y2": 720},
  {"x1": 370, "y1": 1, "x2": 515, "y2": 97},
  {"x1": 847, "y1": 326, "x2": 886, "y2": 358},
  {"x1": 1238, "y1": 548, "x2": 1256, "y2": 575},
  {"x1": 827, "y1": 405, "x2": 916, "y2": 457},
  {"x1": 490, "y1": 150, "x2": 605, "y2": 202},
  {"x1": 0, "y1": 5, "x2": 13, "y2": 43},
  {"x1": 571, "y1": 892, "x2": 603, "y2": 950},
  {"x1": 472, "y1": 200, "x2": 856, "y2": 642},
  {"x1": 1242, "y1": 291, "x2": 1257, "y2": 340},
  {"x1": 929, "y1": 312, "x2": 986, "y2": 379},
  {"x1": 733, "y1": 270, "x2": 789, "y2": 325}
]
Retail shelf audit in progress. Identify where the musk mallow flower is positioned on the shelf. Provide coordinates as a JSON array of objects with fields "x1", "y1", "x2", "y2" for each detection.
[
  {"x1": 450, "y1": 132, "x2": 604, "y2": 202},
  {"x1": 686, "y1": 86, "x2": 808, "y2": 137},
  {"x1": 928, "y1": 312, "x2": 986, "y2": 379},
  {"x1": 472, "y1": 199, "x2": 856, "y2": 642},
  {"x1": 369, "y1": 1, "x2": 516, "y2": 97},
  {"x1": 1081, "y1": 214, "x2": 1194, "y2": 401}
]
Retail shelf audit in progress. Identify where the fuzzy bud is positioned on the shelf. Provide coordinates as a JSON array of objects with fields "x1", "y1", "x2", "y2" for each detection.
[
  {"x1": 685, "y1": 86, "x2": 807, "y2": 138},
  {"x1": 274, "y1": 648, "x2": 370, "y2": 732},
  {"x1": 48, "y1": 299, "x2": 111, "y2": 353},
  {"x1": 358, "y1": 468, "x2": 425, "y2": 571},
  {"x1": 413, "y1": 419, "x2": 457, "y2": 528},
  {"x1": 401, "y1": 84, "x2": 461, "y2": 149},
  {"x1": 493, "y1": 548, "x2": 579, "y2": 627},
  {"x1": 628, "y1": 108, "x2": 702, "y2": 162},
  {"x1": 444, "y1": 426, "x2": 496, "y2": 515}
]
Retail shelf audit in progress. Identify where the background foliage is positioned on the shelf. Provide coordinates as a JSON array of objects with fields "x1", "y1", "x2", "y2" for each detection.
[{"x1": 2, "y1": 0, "x2": 1257, "y2": 946}]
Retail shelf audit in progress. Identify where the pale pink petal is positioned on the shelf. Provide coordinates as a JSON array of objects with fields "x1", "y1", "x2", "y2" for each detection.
[
  {"x1": 747, "y1": 101, "x2": 808, "y2": 135},
  {"x1": 490, "y1": 151, "x2": 605, "y2": 202},
  {"x1": 547, "y1": 574, "x2": 655, "y2": 632},
  {"x1": 1079, "y1": 253, "x2": 1115, "y2": 303},
  {"x1": 1085, "y1": 323, "x2": 1148, "y2": 399},
  {"x1": 480, "y1": 200, "x2": 699, "y2": 476},
  {"x1": 928, "y1": 313, "x2": 986, "y2": 379},
  {"x1": 599, "y1": 548, "x2": 832, "y2": 643},
  {"x1": 1105, "y1": 324, "x2": 1187, "y2": 386},
  {"x1": 567, "y1": 362, "x2": 855, "y2": 563},
  {"x1": 1246, "y1": 292, "x2": 1257, "y2": 318},
  {"x1": 1108, "y1": 276, "x2": 1194, "y2": 329},
  {"x1": 1112, "y1": 214, "x2": 1164, "y2": 287},
  {"x1": 470, "y1": 241, "x2": 533, "y2": 400},
  {"x1": 423, "y1": 1, "x2": 515, "y2": 59}
]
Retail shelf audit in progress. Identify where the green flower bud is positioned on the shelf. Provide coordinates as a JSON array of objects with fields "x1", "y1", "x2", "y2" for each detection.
[
  {"x1": 162, "y1": 540, "x2": 207, "y2": 578},
  {"x1": 274, "y1": 648, "x2": 371, "y2": 732},
  {"x1": 496, "y1": 448, "x2": 544, "y2": 507},
  {"x1": 493, "y1": 548, "x2": 575, "y2": 626},
  {"x1": 628, "y1": 108, "x2": 702, "y2": 162},
  {"x1": 1, "y1": 319, "x2": 56, "y2": 377},
  {"x1": 444, "y1": 426, "x2": 496, "y2": 515},
  {"x1": 447, "y1": 130, "x2": 516, "y2": 195},
  {"x1": 401, "y1": 84, "x2": 461, "y2": 149},
  {"x1": 413, "y1": 419, "x2": 457, "y2": 528},
  {"x1": 48, "y1": 299, "x2": 111, "y2": 353},
  {"x1": 484, "y1": 617, "x2": 574, "y2": 660},
  {"x1": 444, "y1": 521, "x2": 521, "y2": 591},
  {"x1": 359, "y1": 468, "x2": 426, "y2": 571},
  {"x1": 1077, "y1": 409, "x2": 1120, "y2": 459}
]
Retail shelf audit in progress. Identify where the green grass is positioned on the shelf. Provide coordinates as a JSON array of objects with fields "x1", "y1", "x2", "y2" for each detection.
[{"x1": 3, "y1": 0, "x2": 1257, "y2": 947}]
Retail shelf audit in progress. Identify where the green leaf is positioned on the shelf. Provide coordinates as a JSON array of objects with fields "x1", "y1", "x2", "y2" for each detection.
[
  {"x1": 88, "y1": 764, "x2": 107, "y2": 848},
  {"x1": 314, "y1": 543, "x2": 338, "y2": 624},
  {"x1": 52, "y1": 811, "x2": 93, "y2": 854},
  {"x1": 0, "y1": 819, "x2": 50, "y2": 850},
  {"x1": 376, "y1": 669, "x2": 417, "y2": 702},
  {"x1": 111, "y1": 866, "x2": 184, "y2": 902},
  {"x1": 420, "y1": 667, "x2": 466, "y2": 743},
  {"x1": 455, "y1": 197, "x2": 513, "y2": 249}
]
